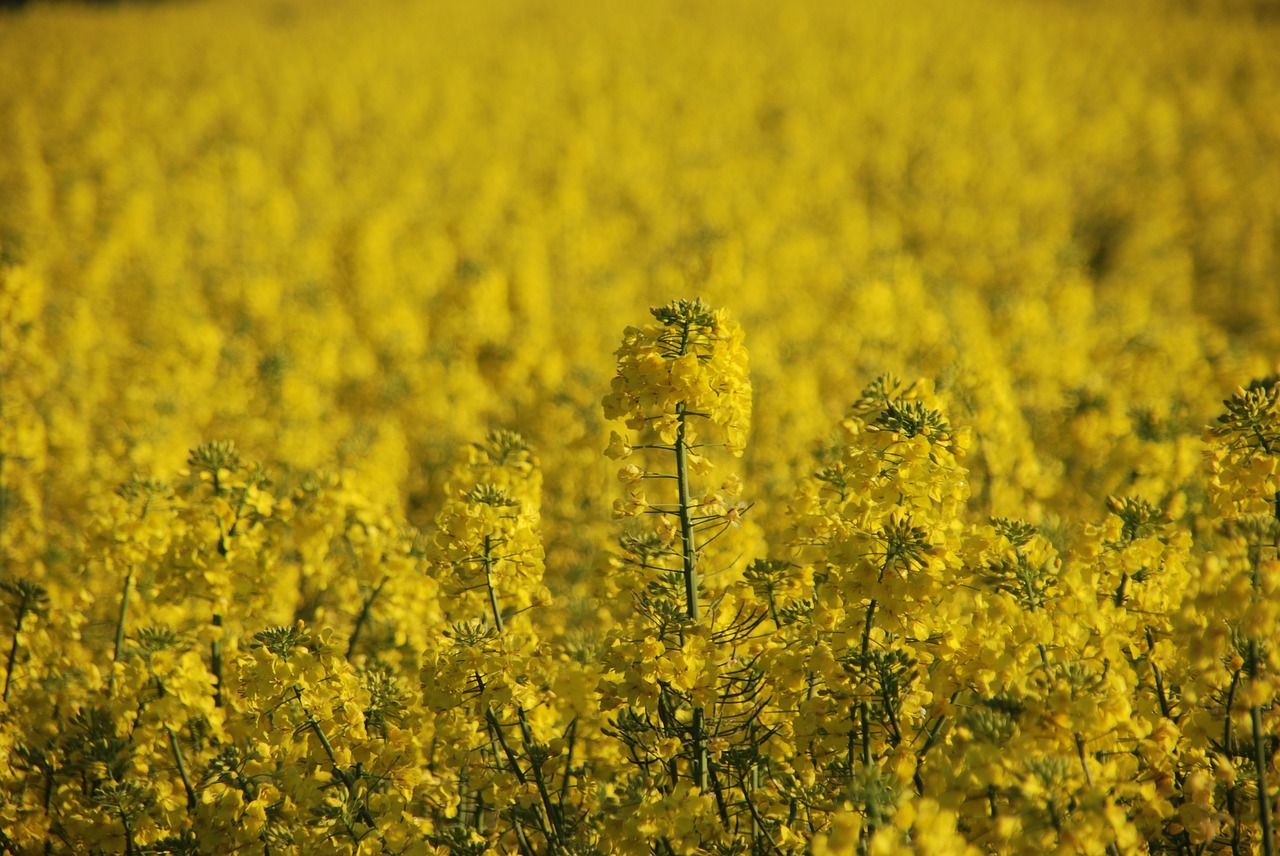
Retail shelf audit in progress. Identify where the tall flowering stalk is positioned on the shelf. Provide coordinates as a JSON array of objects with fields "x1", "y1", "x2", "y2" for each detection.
[
  {"x1": 779, "y1": 375, "x2": 975, "y2": 850},
  {"x1": 601, "y1": 298, "x2": 751, "y2": 617},
  {"x1": 1176, "y1": 377, "x2": 1279, "y2": 855},
  {"x1": 424, "y1": 430, "x2": 583, "y2": 854},
  {"x1": 599, "y1": 299, "x2": 769, "y2": 851}
]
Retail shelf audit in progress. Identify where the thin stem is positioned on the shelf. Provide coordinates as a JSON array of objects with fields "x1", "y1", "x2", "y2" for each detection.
[
  {"x1": 861, "y1": 701, "x2": 872, "y2": 769},
  {"x1": 861, "y1": 600, "x2": 878, "y2": 659},
  {"x1": 512, "y1": 819, "x2": 536, "y2": 856},
  {"x1": 558, "y1": 717, "x2": 577, "y2": 816},
  {"x1": 1225, "y1": 760, "x2": 1243, "y2": 856},
  {"x1": 860, "y1": 700, "x2": 874, "y2": 848},
  {"x1": 483, "y1": 535, "x2": 505, "y2": 633},
  {"x1": 1074, "y1": 735, "x2": 1093, "y2": 786},
  {"x1": 3, "y1": 607, "x2": 25, "y2": 703},
  {"x1": 1145, "y1": 627, "x2": 1176, "y2": 721},
  {"x1": 109, "y1": 567, "x2": 135, "y2": 695},
  {"x1": 879, "y1": 681, "x2": 903, "y2": 747},
  {"x1": 516, "y1": 706, "x2": 566, "y2": 849},
  {"x1": 120, "y1": 810, "x2": 136, "y2": 856},
  {"x1": 346, "y1": 575, "x2": 389, "y2": 660},
  {"x1": 293, "y1": 687, "x2": 376, "y2": 829},
  {"x1": 211, "y1": 613, "x2": 224, "y2": 708},
  {"x1": 1224, "y1": 668, "x2": 1242, "y2": 756},
  {"x1": 706, "y1": 756, "x2": 731, "y2": 825},
  {"x1": 456, "y1": 767, "x2": 468, "y2": 831},
  {"x1": 166, "y1": 726, "x2": 197, "y2": 811},
  {"x1": 1249, "y1": 640, "x2": 1275, "y2": 856},
  {"x1": 483, "y1": 707, "x2": 526, "y2": 784},
  {"x1": 3, "y1": 582, "x2": 44, "y2": 703},
  {"x1": 475, "y1": 667, "x2": 559, "y2": 852},
  {"x1": 859, "y1": 599, "x2": 877, "y2": 843},
  {"x1": 692, "y1": 705, "x2": 709, "y2": 794},
  {"x1": 675, "y1": 403, "x2": 698, "y2": 623},
  {"x1": 1113, "y1": 571, "x2": 1129, "y2": 607},
  {"x1": 485, "y1": 705, "x2": 559, "y2": 849},
  {"x1": 1076, "y1": 734, "x2": 1123, "y2": 856},
  {"x1": 475, "y1": 530, "x2": 565, "y2": 852},
  {"x1": 1256, "y1": 490, "x2": 1280, "y2": 856},
  {"x1": 673, "y1": 326, "x2": 709, "y2": 793},
  {"x1": 741, "y1": 780, "x2": 781, "y2": 855},
  {"x1": 847, "y1": 707, "x2": 857, "y2": 781}
]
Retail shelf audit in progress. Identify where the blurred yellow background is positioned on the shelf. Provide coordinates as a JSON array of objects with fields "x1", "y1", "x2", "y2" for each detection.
[{"x1": 3, "y1": 0, "x2": 1278, "y2": 584}]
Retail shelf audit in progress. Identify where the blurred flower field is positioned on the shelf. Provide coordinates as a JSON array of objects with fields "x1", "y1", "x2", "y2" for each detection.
[{"x1": 1, "y1": 0, "x2": 1279, "y2": 852}]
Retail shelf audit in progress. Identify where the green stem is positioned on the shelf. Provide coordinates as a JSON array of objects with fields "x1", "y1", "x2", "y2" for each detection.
[
  {"x1": 860, "y1": 700, "x2": 874, "y2": 849},
  {"x1": 293, "y1": 686, "x2": 376, "y2": 830},
  {"x1": 1076, "y1": 734, "x2": 1122, "y2": 856},
  {"x1": 558, "y1": 717, "x2": 577, "y2": 816},
  {"x1": 859, "y1": 599, "x2": 877, "y2": 845},
  {"x1": 674, "y1": 402, "x2": 699, "y2": 623},
  {"x1": 109, "y1": 567, "x2": 135, "y2": 696},
  {"x1": 484, "y1": 705, "x2": 527, "y2": 784},
  {"x1": 1224, "y1": 668, "x2": 1242, "y2": 757},
  {"x1": 859, "y1": 598, "x2": 879, "y2": 766},
  {"x1": 483, "y1": 535, "x2": 505, "y2": 633},
  {"x1": 3, "y1": 608, "x2": 25, "y2": 703},
  {"x1": 346, "y1": 574, "x2": 389, "y2": 659},
  {"x1": 477, "y1": 535, "x2": 564, "y2": 852},
  {"x1": 166, "y1": 726, "x2": 197, "y2": 811},
  {"x1": 742, "y1": 766, "x2": 780, "y2": 855},
  {"x1": 1113, "y1": 571, "x2": 1129, "y2": 607},
  {"x1": 484, "y1": 703, "x2": 559, "y2": 850},
  {"x1": 861, "y1": 601, "x2": 878, "y2": 660},
  {"x1": 1248, "y1": 490, "x2": 1279, "y2": 856},
  {"x1": 674, "y1": 387, "x2": 709, "y2": 793},
  {"x1": 1249, "y1": 640, "x2": 1275, "y2": 856},
  {"x1": 861, "y1": 701, "x2": 872, "y2": 770},
  {"x1": 1145, "y1": 627, "x2": 1176, "y2": 721},
  {"x1": 2, "y1": 582, "x2": 44, "y2": 703},
  {"x1": 691, "y1": 705, "x2": 709, "y2": 794},
  {"x1": 120, "y1": 811, "x2": 136, "y2": 856},
  {"x1": 211, "y1": 613, "x2": 224, "y2": 708},
  {"x1": 512, "y1": 820, "x2": 536, "y2": 856},
  {"x1": 516, "y1": 706, "x2": 566, "y2": 848}
]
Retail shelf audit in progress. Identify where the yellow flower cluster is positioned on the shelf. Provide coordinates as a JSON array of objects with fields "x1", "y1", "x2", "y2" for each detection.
[
  {"x1": 603, "y1": 299, "x2": 751, "y2": 457},
  {"x1": 2, "y1": 0, "x2": 1279, "y2": 852},
  {"x1": 433, "y1": 430, "x2": 548, "y2": 622}
]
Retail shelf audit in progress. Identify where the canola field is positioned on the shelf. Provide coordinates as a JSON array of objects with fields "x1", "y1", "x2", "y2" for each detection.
[{"x1": 2, "y1": 0, "x2": 1279, "y2": 853}]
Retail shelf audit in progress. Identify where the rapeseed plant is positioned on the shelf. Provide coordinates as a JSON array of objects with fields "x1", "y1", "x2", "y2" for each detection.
[{"x1": 2, "y1": 0, "x2": 1279, "y2": 852}]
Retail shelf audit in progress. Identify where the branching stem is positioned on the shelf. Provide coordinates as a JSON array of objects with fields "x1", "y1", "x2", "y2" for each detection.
[{"x1": 292, "y1": 686, "x2": 376, "y2": 830}]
